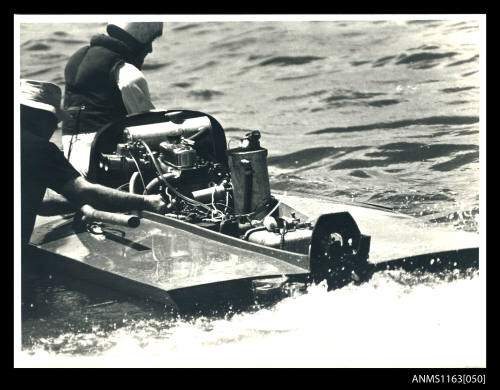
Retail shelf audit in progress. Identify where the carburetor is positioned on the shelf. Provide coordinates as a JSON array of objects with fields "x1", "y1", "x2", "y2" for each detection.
[{"x1": 159, "y1": 137, "x2": 197, "y2": 169}]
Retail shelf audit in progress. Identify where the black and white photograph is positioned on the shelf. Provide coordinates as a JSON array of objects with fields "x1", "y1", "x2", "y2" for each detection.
[{"x1": 14, "y1": 14, "x2": 485, "y2": 369}]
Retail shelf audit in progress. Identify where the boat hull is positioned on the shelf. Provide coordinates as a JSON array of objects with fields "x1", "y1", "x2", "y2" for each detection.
[
  {"x1": 275, "y1": 192, "x2": 479, "y2": 265},
  {"x1": 24, "y1": 193, "x2": 479, "y2": 311}
]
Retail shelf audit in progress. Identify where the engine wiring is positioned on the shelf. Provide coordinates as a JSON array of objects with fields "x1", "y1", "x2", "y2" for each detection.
[
  {"x1": 116, "y1": 182, "x2": 129, "y2": 191},
  {"x1": 109, "y1": 135, "x2": 272, "y2": 226},
  {"x1": 138, "y1": 139, "x2": 225, "y2": 219},
  {"x1": 128, "y1": 151, "x2": 147, "y2": 193}
]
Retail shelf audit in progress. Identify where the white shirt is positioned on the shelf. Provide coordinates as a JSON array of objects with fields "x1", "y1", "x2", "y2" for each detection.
[{"x1": 115, "y1": 62, "x2": 155, "y2": 114}]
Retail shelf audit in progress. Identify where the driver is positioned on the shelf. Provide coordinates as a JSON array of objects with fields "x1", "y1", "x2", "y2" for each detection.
[
  {"x1": 20, "y1": 79, "x2": 166, "y2": 245},
  {"x1": 61, "y1": 22, "x2": 163, "y2": 176}
]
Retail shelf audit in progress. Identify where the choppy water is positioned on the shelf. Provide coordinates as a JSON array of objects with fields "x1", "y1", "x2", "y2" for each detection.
[{"x1": 17, "y1": 17, "x2": 484, "y2": 367}]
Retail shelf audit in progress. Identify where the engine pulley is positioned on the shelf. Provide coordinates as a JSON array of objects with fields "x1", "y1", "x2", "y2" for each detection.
[{"x1": 309, "y1": 212, "x2": 372, "y2": 290}]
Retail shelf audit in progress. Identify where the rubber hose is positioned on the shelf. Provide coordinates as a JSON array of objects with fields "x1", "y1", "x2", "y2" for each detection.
[
  {"x1": 242, "y1": 226, "x2": 267, "y2": 241},
  {"x1": 144, "y1": 173, "x2": 178, "y2": 194},
  {"x1": 129, "y1": 171, "x2": 141, "y2": 194}
]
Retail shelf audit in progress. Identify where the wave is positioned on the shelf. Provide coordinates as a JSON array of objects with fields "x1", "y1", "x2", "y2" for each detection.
[
  {"x1": 366, "y1": 99, "x2": 401, "y2": 107},
  {"x1": 328, "y1": 142, "x2": 478, "y2": 170},
  {"x1": 21, "y1": 38, "x2": 87, "y2": 51},
  {"x1": 341, "y1": 31, "x2": 364, "y2": 38},
  {"x1": 21, "y1": 68, "x2": 53, "y2": 78},
  {"x1": 349, "y1": 170, "x2": 371, "y2": 178},
  {"x1": 248, "y1": 54, "x2": 271, "y2": 61},
  {"x1": 350, "y1": 61, "x2": 370, "y2": 67},
  {"x1": 307, "y1": 116, "x2": 479, "y2": 135},
  {"x1": 329, "y1": 158, "x2": 385, "y2": 170},
  {"x1": 407, "y1": 131, "x2": 450, "y2": 139},
  {"x1": 409, "y1": 44, "x2": 441, "y2": 51},
  {"x1": 189, "y1": 60, "x2": 218, "y2": 72},
  {"x1": 406, "y1": 20, "x2": 445, "y2": 24},
  {"x1": 258, "y1": 56, "x2": 324, "y2": 67},
  {"x1": 372, "y1": 55, "x2": 396, "y2": 68},
  {"x1": 454, "y1": 129, "x2": 479, "y2": 136},
  {"x1": 171, "y1": 82, "x2": 192, "y2": 89},
  {"x1": 171, "y1": 23, "x2": 201, "y2": 32},
  {"x1": 142, "y1": 62, "x2": 171, "y2": 71},
  {"x1": 425, "y1": 207, "x2": 479, "y2": 223},
  {"x1": 447, "y1": 54, "x2": 479, "y2": 67},
  {"x1": 46, "y1": 38, "x2": 87, "y2": 45},
  {"x1": 219, "y1": 52, "x2": 243, "y2": 59},
  {"x1": 212, "y1": 37, "x2": 257, "y2": 51},
  {"x1": 384, "y1": 168, "x2": 404, "y2": 173},
  {"x1": 369, "y1": 192, "x2": 453, "y2": 203},
  {"x1": 187, "y1": 90, "x2": 224, "y2": 100},
  {"x1": 375, "y1": 141, "x2": 477, "y2": 153},
  {"x1": 275, "y1": 90, "x2": 328, "y2": 102},
  {"x1": 267, "y1": 146, "x2": 367, "y2": 169},
  {"x1": 457, "y1": 25, "x2": 478, "y2": 32},
  {"x1": 462, "y1": 71, "x2": 478, "y2": 77},
  {"x1": 324, "y1": 90, "x2": 385, "y2": 103},
  {"x1": 37, "y1": 53, "x2": 66, "y2": 60},
  {"x1": 396, "y1": 52, "x2": 458, "y2": 65},
  {"x1": 323, "y1": 97, "x2": 403, "y2": 108},
  {"x1": 193, "y1": 29, "x2": 213, "y2": 36},
  {"x1": 440, "y1": 86, "x2": 476, "y2": 94},
  {"x1": 448, "y1": 21, "x2": 469, "y2": 27},
  {"x1": 275, "y1": 73, "x2": 320, "y2": 81},
  {"x1": 430, "y1": 152, "x2": 478, "y2": 172},
  {"x1": 411, "y1": 63, "x2": 439, "y2": 70},
  {"x1": 270, "y1": 174, "x2": 329, "y2": 192},
  {"x1": 22, "y1": 42, "x2": 51, "y2": 51}
]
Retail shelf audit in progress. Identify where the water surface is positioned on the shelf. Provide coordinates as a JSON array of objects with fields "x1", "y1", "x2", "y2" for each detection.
[{"x1": 17, "y1": 18, "x2": 483, "y2": 367}]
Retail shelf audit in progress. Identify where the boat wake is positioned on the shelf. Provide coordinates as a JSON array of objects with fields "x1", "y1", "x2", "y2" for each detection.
[{"x1": 19, "y1": 268, "x2": 483, "y2": 367}]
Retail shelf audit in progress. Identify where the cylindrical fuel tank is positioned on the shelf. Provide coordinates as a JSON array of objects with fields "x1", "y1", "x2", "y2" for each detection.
[
  {"x1": 124, "y1": 116, "x2": 212, "y2": 149},
  {"x1": 227, "y1": 147, "x2": 271, "y2": 217},
  {"x1": 246, "y1": 228, "x2": 312, "y2": 255}
]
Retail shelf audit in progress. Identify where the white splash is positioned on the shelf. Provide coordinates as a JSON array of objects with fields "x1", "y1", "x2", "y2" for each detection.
[{"x1": 16, "y1": 272, "x2": 485, "y2": 368}]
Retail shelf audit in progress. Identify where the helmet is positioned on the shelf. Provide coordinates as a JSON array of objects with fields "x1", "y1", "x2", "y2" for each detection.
[{"x1": 107, "y1": 22, "x2": 163, "y2": 44}]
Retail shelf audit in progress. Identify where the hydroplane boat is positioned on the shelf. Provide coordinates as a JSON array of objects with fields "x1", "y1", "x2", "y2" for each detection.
[{"x1": 23, "y1": 110, "x2": 479, "y2": 313}]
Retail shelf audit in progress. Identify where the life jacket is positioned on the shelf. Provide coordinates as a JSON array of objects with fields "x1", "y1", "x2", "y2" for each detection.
[{"x1": 62, "y1": 34, "x2": 144, "y2": 135}]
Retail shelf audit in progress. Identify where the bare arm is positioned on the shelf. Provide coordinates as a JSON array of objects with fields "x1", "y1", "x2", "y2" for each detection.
[
  {"x1": 58, "y1": 176, "x2": 165, "y2": 214},
  {"x1": 38, "y1": 189, "x2": 76, "y2": 216}
]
